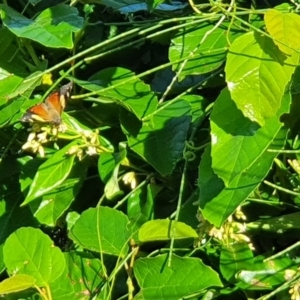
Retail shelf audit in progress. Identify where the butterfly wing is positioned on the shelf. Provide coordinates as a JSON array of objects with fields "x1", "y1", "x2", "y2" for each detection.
[
  {"x1": 45, "y1": 82, "x2": 73, "y2": 115},
  {"x1": 21, "y1": 102, "x2": 60, "y2": 123},
  {"x1": 21, "y1": 82, "x2": 73, "y2": 125}
]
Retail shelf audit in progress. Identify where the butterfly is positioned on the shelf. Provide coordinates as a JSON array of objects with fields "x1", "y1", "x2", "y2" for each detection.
[{"x1": 21, "y1": 81, "x2": 73, "y2": 125}]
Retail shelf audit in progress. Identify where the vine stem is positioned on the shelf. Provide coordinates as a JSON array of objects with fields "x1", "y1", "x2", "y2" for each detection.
[
  {"x1": 34, "y1": 285, "x2": 49, "y2": 300},
  {"x1": 263, "y1": 180, "x2": 300, "y2": 196},
  {"x1": 24, "y1": 15, "x2": 216, "y2": 84},
  {"x1": 264, "y1": 240, "x2": 300, "y2": 262},
  {"x1": 75, "y1": 47, "x2": 227, "y2": 100}
]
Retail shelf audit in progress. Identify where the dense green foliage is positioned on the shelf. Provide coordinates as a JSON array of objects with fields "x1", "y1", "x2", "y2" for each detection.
[{"x1": 1, "y1": 0, "x2": 300, "y2": 299}]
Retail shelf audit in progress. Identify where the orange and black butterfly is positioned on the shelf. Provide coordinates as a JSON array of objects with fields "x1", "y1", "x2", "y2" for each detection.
[{"x1": 21, "y1": 81, "x2": 73, "y2": 125}]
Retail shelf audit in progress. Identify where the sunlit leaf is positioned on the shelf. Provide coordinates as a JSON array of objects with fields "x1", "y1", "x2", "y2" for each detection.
[
  {"x1": 225, "y1": 31, "x2": 298, "y2": 125},
  {"x1": 265, "y1": 9, "x2": 300, "y2": 55},
  {"x1": 69, "y1": 207, "x2": 131, "y2": 257},
  {"x1": 134, "y1": 254, "x2": 222, "y2": 299},
  {"x1": 3, "y1": 227, "x2": 65, "y2": 286}
]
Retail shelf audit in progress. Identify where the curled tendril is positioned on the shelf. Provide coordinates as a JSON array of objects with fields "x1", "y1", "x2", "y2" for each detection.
[{"x1": 183, "y1": 150, "x2": 196, "y2": 161}]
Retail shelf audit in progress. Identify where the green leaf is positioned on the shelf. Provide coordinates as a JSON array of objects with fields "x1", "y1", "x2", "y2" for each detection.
[
  {"x1": 50, "y1": 251, "x2": 105, "y2": 300},
  {"x1": 69, "y1": 207, "x2": 131, "y2": 257},
  {"x1": 3, "y1": 227, "x2": 65, "y2": 286},
  {"x1": 225, "y1": 31, "x2": 298, "y2": 125},
  {"x1": 128, "y1": 183, "x2": 159, "y2": 231},
  {"x1": 98, "y1": 153, "x2": 116, "y2": 183},
  {"x1": 21, "y1": 141, "x2": 78, "y2": 206},
  {"x1": 0, "y1": 28, "x2": 29, "y2": 78},
  {"x1": 220, "y1": 244, "x2": 254, "y2": 282},
  {"x1": 0, "y1": 274, "x2": 36, "y2": 294},
  {"x1": 138, "y1": 219, "x2": 198, "y2": 242},
  {"x1": 0, "y1": 4, "x2": 83, "y2": 49},
  {"x1": 121, "y1": 99, "x2": 191, "y2": 175},
  {"x1": 265, "y1": 9, "x2": 300, "y2": 55},
  {"x1": 199, "y1": 89, "x2": 290, "y2": 227},
  {"x1": 30, "y1": 161, "x2": 87, "y2": 226},
  {"x1": 88, "y1": 67, "x2": 158, "y2": 119},
  {"x1": 169, "y1": 22, "x2": 230, "y2": 80},
  {"x1": 0, "y1": 73, "x2": 41, "y2": 123},
  {"x1": 134, "y1": 254, "x2": 223, "y2": 299}
]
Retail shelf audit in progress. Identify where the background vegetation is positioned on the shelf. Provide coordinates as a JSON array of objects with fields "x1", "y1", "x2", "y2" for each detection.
[{"x1": 0, "y1": 0, "x2": 300, "y2": 299}]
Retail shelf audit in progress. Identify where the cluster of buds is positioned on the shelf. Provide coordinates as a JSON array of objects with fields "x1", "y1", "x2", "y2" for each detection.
[
  {"x1": 21, "y1": 124, "x2": 62, "y2": 157},
  {"x1": 67, "y1": 129, "x2": 109, "y2": 160},
  {"x1": 197, "y1": 207, "x2": 253, "y2": 248},
  {"x1": 289, "y1": 278, "x2": 300, "y2": 300}
]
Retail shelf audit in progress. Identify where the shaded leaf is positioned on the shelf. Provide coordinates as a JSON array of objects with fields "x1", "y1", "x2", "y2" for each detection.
[
  {"x1": 0, "y1": 4, "x2": 83, "y2": 49},
  {"x1": 121, "y1": 100, "x2": 191, "y2": 175},
  {"x1": 169, "y1": 22, "x2": 230, "y2": 80}
]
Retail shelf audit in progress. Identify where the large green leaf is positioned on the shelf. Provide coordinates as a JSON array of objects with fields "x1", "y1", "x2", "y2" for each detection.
[
  {"x1": 21, "y1": 141, "x2": 78, "y2": 206},
  {"x1": 225, "y1": 31, "x2": 298, "y2": 126},
  {"x1": 0, "y1": 4, "x2": 83, "y2": 49},
  {"x1": 134, "y1": 254, "x2": 222, "y2": 299},
  {"x1": 69, "y1": 207, "x2": 131, "y2": 257},
  {"x1": 265, "y1": 9, "x2": 300, "y2": 55},
  {"x1": 87, "y1": 67, "x2": 158, "y2": 119},
  {"x1": 121, "y1": 99, "x2": 191, "y2": 175},
  {"x1": 3, "y1": 227, "x2": 65, "y2": 286},
  {"x1": 199, "y1": 89, "x2": 290, "y2": 227}
]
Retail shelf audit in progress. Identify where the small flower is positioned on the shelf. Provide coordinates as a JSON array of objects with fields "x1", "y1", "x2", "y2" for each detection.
[
  {"x1": 86, "y1": 146, "x2": 97, "y2": 156},
  {"x1": 37, "y1": 131, "x2": 48, "y2": 143},
  {"x1": 77, "y1": 149, "x2": 84, "y2": 161},
  {"x1": 235, "y1": 206, "x2": 247, "y2": 221},
  {"x1": 123, "y1": 172, "x2": 137, "y2": 189},
  {"x1": 27, "y1": 132, "x2": 37, "y2": 142},
  {"x1": 38, "y1": 145, "x2": 45, "y2": 157}
]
